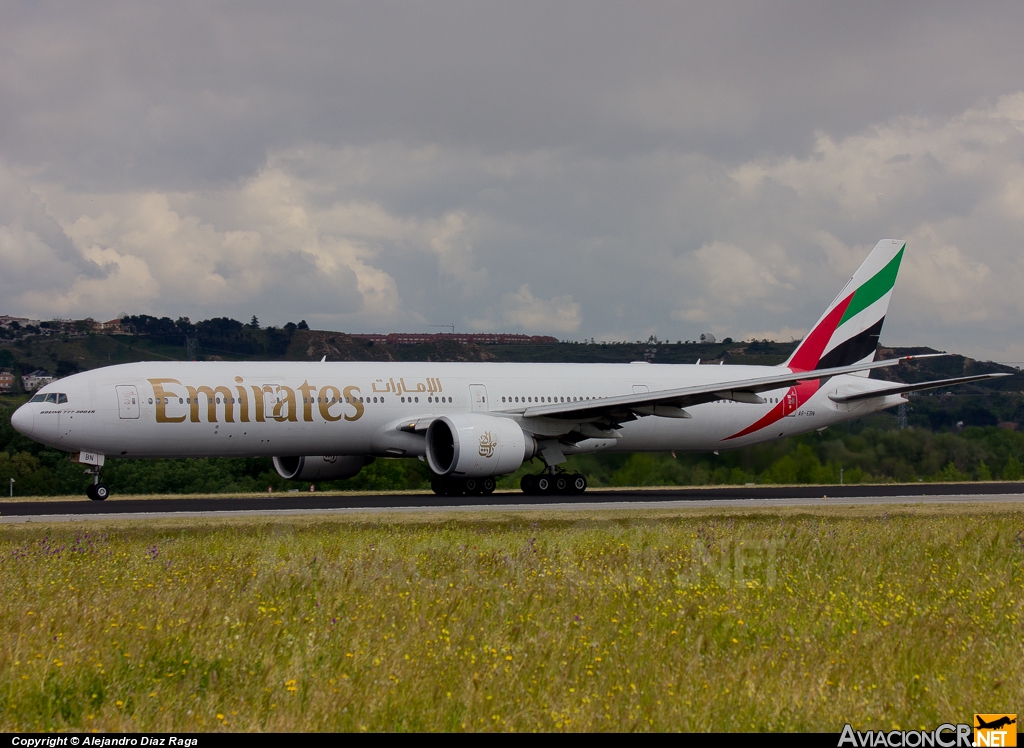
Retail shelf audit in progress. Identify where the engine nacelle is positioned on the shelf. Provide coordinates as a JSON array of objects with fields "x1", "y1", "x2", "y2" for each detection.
[
  {"x1": 272, "y1": 455, "x2": 373, "y2": 482},
  {"x1": 425, "y1": 413, "x2": 536, "y2": 478}
]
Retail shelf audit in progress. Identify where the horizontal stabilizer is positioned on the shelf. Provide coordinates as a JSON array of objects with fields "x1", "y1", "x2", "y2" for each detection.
[{"x1": 827, "y1": 373, "x2": 1011, "y2": 403}]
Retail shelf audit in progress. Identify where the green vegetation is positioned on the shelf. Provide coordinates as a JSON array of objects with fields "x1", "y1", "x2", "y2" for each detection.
[{"x1": 1, "y1": 507, "x2": 1021, "y2": 731}]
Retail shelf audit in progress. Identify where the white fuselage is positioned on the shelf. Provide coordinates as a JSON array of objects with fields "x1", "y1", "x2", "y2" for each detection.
[{"x1": 12, "y1": 360, "x2": 903, "y2": 463}]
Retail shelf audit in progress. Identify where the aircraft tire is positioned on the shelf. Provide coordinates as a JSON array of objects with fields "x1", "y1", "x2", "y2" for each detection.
[
  {"x1": 464, "y1": 478, "x2": 481, "y2": 496},
  {"x1": 554, "y1": 475, "x2": 570, "y2": 494},
  {"x1": 481, "y1": 477, "x2": 496, "y2": 495},
  {"x1": 536, "y1": 475, "x2": 553, "y2": 494},
  {"x1": 433, "y1": 477, "x2": 462, "y2": 497},
  {"x1": 91, "y1": 483, "x2": 110, "y2": 501},
  {"x1": 571, "y1": 474, "x2": 588, "y2": 494},
  {"x1": 520, "y1": 474, "x2": 537, "y2": 494},
  {"x1": 86, "y1": 484, "x2": 97, "y2": 500}
]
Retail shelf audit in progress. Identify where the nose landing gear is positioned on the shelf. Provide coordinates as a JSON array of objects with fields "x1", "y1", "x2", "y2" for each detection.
[{"x1": 84, "y1": 465, "x2": 110, "y2": 501}]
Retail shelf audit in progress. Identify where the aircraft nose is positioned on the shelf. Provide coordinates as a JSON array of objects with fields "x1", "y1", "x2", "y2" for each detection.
[{"x1": 11, "y1": 403, "x2": 34, "y2": 437}]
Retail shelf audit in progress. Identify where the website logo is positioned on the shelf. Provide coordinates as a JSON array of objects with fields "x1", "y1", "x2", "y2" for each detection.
[{"x1": 975, "y1": 715, "x2": 1017, "y2": 747}]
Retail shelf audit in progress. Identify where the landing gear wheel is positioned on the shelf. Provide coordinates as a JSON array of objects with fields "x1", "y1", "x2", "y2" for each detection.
[
  {"x1": 481, "y1": 477, "x2": 496, "y2": 495},
  {"x1": 464, "y1": 478, "x2": 481, "y2": 496},
  {"x1": 571, "y1": 474, "x2": 588, "y2": 494},
  {"x1": 520, "y1": 474, "x2": 538, "y2": 494},
  {"x1": 536, "y1": 474, "x2": 554, "y2": 494},
  {"x1": 554, "y1": 475, "x2": 570, "y2": 494},
  {"x1": 87, "y1": 483, "x2": 109, "y2": 501},
  {"x1": 432, "y1": 477, "x2": 459, "y2": 496}
]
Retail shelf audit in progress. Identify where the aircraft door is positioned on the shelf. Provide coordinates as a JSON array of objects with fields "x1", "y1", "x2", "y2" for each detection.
[
  {"x1": 116, "y1": 385, "x2": 140, "y2": 419},
  {"x1": 783, "y1": 387, "x2": 798, "y2": 417},
  {"x1": 263, "y1": 385, "x2": 283, "y2": 420},
  {"x1": 469, "y1": 384, "x2": 488, "y2": 412}
]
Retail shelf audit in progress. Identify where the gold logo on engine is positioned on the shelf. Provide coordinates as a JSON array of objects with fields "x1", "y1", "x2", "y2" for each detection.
[{"x1": 478, "y1": 431, "x2": 498, "y2": 458}]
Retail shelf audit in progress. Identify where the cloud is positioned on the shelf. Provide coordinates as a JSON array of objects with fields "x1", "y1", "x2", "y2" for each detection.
[
  {"x1": 726, "y1": 93, "x2": 1024, "y2": 349},
  {"x1": 469, "y1": 284, "x2": 581, "y2": 334},
  {"x1": 4, "y1": 7, "x2": 1024, "y2": 358},
  {"x1": 689, "y1": 241, "x2": 789, "y2": 306}
]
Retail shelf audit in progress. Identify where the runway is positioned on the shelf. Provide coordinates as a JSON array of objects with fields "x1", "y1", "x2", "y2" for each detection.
[{"x1": 2, "y1": 481, "x2": 1024, "y2": 523}]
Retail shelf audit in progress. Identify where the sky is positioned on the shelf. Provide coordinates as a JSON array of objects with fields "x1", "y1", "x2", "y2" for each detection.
[{"x1": 2, "y1": 2, "x2": 1024, "y2": 361}]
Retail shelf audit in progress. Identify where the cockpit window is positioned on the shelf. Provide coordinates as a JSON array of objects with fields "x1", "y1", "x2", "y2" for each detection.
[{"x1": 31, "y1": 392, "x2": 68, "y2": 404}]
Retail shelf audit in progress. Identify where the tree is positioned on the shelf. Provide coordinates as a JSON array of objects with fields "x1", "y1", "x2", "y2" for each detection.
[
  {"x1": 0, "y1": 349, "x2": 17, "y2": 370},
  {"x1": 1003, "y1": 456, "x2": 1023, "y2": 480},
  {"x1": 297, "y1": 320, "x2": 309, "y2": 330},
  {"x1": 56, "y1": 359, "x2": 80, "y2": 377},
  {"x1": 248, "y1": 315, "x2": 260, "y2": 329}
]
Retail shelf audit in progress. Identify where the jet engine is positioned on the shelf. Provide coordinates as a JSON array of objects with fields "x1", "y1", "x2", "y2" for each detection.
[
  {"x1": 272, "y1": 455, "x2": 373, "y2": 482},
  {"x1": 425, "y1": 413, "x2": 536, "y2": 478}
]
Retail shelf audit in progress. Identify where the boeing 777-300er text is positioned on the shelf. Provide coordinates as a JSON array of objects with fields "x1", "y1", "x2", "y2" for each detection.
[{"x1": 10, "y1": 240, "x2": 1008, "y2": 500}]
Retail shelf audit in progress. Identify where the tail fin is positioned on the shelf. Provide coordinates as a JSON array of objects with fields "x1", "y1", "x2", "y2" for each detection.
[{"x1": 785, "y1": 239, "x2": 905, "y2": 373}]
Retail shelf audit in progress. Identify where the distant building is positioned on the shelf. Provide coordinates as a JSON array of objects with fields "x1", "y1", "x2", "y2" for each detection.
[
  {"x1": 0, "y1": 369, "x2": 14, "y2": 391},
  {"x1": 98, "y1": 318, "x2": 126, "y2": 334},
  {"x1": 0, "y1": 315, "x2": 42, "y2": 329},
  {"x1": 22, "y1": 370, "x2": 54, "y2": 391},
  {"x1": 46, "y1": 318, "x2": 76, "y2": 334},
  {"x1": 699, "y1": 333, "x2": 717, "y2": 344},
  {"x1": 347, "y1": 332, "x2": 559, "y2": 345}
]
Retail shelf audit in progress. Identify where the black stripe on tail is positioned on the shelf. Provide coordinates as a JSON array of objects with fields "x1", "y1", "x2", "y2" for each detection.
[{"x1": 815, "y1": 317, "x2": 884, "y2": 370}]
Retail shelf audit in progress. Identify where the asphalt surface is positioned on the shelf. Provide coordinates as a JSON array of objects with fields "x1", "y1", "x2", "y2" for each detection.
[{"x1": 2, "y1": 481, "x2": 1024, "y2": 523}]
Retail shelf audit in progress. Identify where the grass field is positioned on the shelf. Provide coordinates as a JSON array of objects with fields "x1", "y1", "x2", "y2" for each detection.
[{"x1": 1, "y1": 505, "x2": 1021, "y2": 732}]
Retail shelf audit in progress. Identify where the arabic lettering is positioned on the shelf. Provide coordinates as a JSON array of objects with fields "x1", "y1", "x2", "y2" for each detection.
[{"x1": 371, "y1": 376, "x2": 443, "y2": 396}]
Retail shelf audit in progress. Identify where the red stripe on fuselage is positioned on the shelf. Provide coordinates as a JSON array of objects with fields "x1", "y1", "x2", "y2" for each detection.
[{"x1": 723, "y1": 378, "x2": 820, "y2": 441}]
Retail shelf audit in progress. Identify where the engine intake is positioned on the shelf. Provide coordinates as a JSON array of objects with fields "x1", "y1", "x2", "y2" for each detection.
[
  {"x1": 425, "y1": 413, "x2": 535, "y2": 478},
  {"x1": 272, "y1": 455, "x2": 373, "y2": 482}
]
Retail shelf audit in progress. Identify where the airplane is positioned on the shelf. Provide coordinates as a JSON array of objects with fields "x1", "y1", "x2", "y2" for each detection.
[
  {"x1": 10, "y1": 239, "x2": 1008, "y2": 501},
  {"x1": 976, "y1": 716, "x2": 1016, "y2": 731}
]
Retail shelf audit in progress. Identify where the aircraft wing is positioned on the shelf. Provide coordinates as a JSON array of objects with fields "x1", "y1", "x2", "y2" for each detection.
[
  {"x1": 827, "y1": 373, "x2": 1011, "y2": 403},
  {"x1": 516, "y1": 354, "x2": 951, "y2": 423}
]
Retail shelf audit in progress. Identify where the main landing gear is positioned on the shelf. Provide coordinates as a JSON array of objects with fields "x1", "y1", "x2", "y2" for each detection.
[
  {"x1": 520, "y1": 469, "x2": 587, "y2": 496},
  {"x1": 431, "y1": 476, "x2": 497, "y2": 497}
]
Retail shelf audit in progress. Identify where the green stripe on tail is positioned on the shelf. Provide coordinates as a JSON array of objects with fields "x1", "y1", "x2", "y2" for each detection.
[{"x1": 838, "y1": 244, "x2": 905, "y2": 326}]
